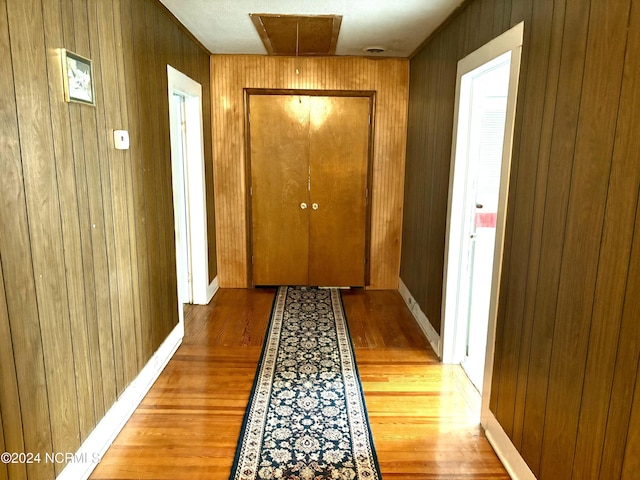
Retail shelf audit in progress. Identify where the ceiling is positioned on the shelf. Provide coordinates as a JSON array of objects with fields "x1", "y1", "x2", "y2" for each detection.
[{"x1": 159, "y1": 0, "x2": 463, "y2": 58}]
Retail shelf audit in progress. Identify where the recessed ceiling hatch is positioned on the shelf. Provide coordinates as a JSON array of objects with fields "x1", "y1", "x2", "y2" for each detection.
[{"x1": 250, "y1": 14, "x2": 342, "y2": 56}]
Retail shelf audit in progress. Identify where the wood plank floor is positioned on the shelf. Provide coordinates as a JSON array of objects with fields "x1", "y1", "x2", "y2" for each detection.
[{"x1": 90, "y1": 288, "x2": 509, "y2": 479}]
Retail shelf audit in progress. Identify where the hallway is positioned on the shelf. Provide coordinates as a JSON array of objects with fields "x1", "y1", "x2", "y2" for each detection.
[{"x1": 90, "y1": 289, "x2": 507, "y2": 479}]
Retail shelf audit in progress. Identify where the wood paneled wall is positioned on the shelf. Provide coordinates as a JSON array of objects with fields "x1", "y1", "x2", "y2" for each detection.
[
  {"x1": 401, "y1": 0, "x2": 512, "y2": 335},
  {"x1": 211, "y1": 56, "x2": 409, "y2": 288},
  {"x1": 402, "y1": 0, "x2": 640, "y2": 478},
  {"x1": 0, "y1": 1, "x2": 214, "y2": 479}
]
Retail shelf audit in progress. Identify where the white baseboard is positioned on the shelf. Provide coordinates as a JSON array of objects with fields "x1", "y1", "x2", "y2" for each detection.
[
  {"x1": 206, "y1": 275, "x2": 219, "y2": 303},
  {"x1": 398, "y1": 278, "x2": 442, "y2": 358},
  {"x1": 57, "y1": 323, "x2": 184, "y2": 480},
  {"x1": 482, "y1": 410, "x2": 537, "y2": 480}
]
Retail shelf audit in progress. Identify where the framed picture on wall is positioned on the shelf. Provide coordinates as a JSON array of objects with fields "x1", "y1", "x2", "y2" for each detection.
[{"x1": 61, "y1": 49, "x2": 95, "y2": 106}]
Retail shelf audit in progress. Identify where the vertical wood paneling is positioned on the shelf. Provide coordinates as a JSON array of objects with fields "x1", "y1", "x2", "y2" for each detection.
[
  {"x1": 67, "y1": 0, "x2": 106, "y2": 423},
  {"x1": 622, "y1": 358, "x2": 640, "y2": 478},
  {"x1": 511, "y1": 0, "x2": 565, "y2": 449},
  {"x1": 201, "y1": 49, "x2": 217, "y2": 282},
  {"x1": 0, "y1": 1, "x2": 214, "y2": 478},
  {"x1": 599, "y1": 189, "x2": 640, "y2": 478},
  {"x1": 98, "y1": 0, "x2": 139, "y2": 388},
  {"x1": 145, "y1": 1, "x2": 172, "y2": 351},
  {"x1": 430, "y1": 35, "x2": 456, "y2": 324},
  {"x1": 488, "y1": 0, "x2": 530, "y2": 385},
  {"x1": 478, "y1": 0, "x2": 496, "y2": 45},
  {"x1": 88, "y1": 0, "x2": 126, "y2": 397},
  {"x1": 495, "y1": 0, "x2": 551, "y2": 439},
  {"x1": 131, "y1": 0, "x2": 160, "y2": 362},
  {"x1": 602, "y1": 195, "x2": 640, "y2": 477},
  {"x1": 120, "y1": 0, "x2": 147, "y2": 372},
  {"x1": 113, "y1": 0, "x2": 144, "y2": 378},
  {"x1": 156, "y1": 8, "x2": 180, "y2": 340},
  {"x1": 492, "y1": 0, "x2": 506, "y2": 36},
  {"x1": 71, "y1": 0, "x2": 118, "y2": 414},
  {"x1": 511, "y1": 0, "x2": 587, "y2": 470},
  {"x1": 0, "y1": 0, "x2": 53, "y2": 477},
  {"x1": 589, "y1": 5, "x2": 640, "y2": 477},
  {"x1": 0, "y1": 253, "x2": 28, "y2": 480},
  {"x1": 404, "y1": 0, "x2": 640, "y2": 478},
  {"x1": 7, "y1": 0, "x2": 81, "y2": 465},
  {"x1": 410, "y1": 46, "x2": 433, "y2": 320},
  {"x1": 0, "y1": 406, "x2": 5, "y2": 480},
  {"x1": 420, "y1": 37, "x2": 439, "y2": 320},
  {"x1": 538, "y1": 0, "x2": 630, "y2": 477},
  {"x1": 211, "y1": 56, "x2": 409, "y2": 289},
  {"x1": 403, "y1": 0, "x2": 508, "y2": 333},
  {"x1": 42, "y1": 0, "x2": 96, "y2": 442}
]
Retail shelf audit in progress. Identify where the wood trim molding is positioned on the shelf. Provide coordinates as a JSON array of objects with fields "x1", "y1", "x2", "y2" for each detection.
[
  {"x1": 398, "y1": 278, "x2": 441, "y2": 357},
  {"x1": 249, "y1": 14, "x2": 273, "y2": 54},
  {"x1": 482, "y1": 411, "x2": 537, "y2": 480},
  {"x1": 206, "y1": 276, "x2": 219, "y2": 303},
  {"x1": 167, "y1": 65, "x2": 211, "y2": 306},
  {"x1": 244, "y1": 88, "x2": 375, "y2": 98}
]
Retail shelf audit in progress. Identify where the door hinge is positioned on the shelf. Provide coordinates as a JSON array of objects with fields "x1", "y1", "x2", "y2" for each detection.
[
  {"x1": 250, "y1": 186, "x2": 253, "y2": 196},
  {"x1": 251, "y1": 255, "x2": 254, "y2": 264}
]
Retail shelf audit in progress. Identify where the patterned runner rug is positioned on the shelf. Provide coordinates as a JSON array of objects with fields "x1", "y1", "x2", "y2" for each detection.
[{"x1": 230, "y1": 286, "x2": 381, "y2": 480}]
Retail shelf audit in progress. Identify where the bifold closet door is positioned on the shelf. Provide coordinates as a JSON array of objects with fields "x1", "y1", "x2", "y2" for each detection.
[
  {"x1": 250, "y1": 95, "x2": 310, "y2": 285},
  {"x1": 308, "y1": 96, "x2": 369, "y2": 286},
  {"x1": 249, "y1": 94, "x2": 369, "y2": 286}
]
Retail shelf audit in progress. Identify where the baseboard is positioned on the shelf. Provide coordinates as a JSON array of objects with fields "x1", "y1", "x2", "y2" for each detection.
[
  {"x1": 206, "y1": 275, "x2": 219, "y2": 303},
  {"x1": 398, "y1": 278, "x2": 442, "y2": 358},
  {"x1": 482, "y1": 410, "x2": 537, "y2": 480},
  {"x1": 57, "y1": 323, "x2": 184, "y2": 480}
]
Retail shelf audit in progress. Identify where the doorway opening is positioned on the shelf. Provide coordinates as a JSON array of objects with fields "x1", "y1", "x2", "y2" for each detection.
[
  {"x1": 441, "y1": 23, "x2": 523, "y2": 405},
  {"x1": 171, "y1": 92, "x2": 194, "y2": 304},
  {"x1": 167, "y1": 65, "x2": 211, "y2": 325}
]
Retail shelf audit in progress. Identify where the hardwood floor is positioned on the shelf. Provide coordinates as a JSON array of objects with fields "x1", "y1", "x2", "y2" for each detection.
[{"x1": 90, "y1": 288, "x2": 508, "y2": 479}]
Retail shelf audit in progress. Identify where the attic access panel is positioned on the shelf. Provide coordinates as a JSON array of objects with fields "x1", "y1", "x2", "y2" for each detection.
[{"x1": 250, "y1": 14, "x2": 342, "y2": 56}]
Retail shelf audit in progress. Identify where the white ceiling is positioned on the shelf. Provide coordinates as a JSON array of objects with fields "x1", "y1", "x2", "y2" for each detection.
[{"x1": 159, "y1": 0, "x2": 463, "y2": 58}]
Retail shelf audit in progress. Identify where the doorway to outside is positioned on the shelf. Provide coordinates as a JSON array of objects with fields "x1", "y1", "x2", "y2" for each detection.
[
  {"x1": 167, "y1": 65, "x2": 211, "y2": 327},
  {"x1": 441, "y1": 23, "x2": 523, "y2": 403}
]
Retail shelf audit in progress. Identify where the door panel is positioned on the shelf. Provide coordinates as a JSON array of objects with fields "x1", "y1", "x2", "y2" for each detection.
[
  {"x1": 308, "y1": 96, "x2": 370, "y2": 286},
  {"x1": 249, "y1": 94, "x2": 371, "y2": 287},
  {"x1": 250, "y1": 95, "x2": 310, "y2": 285}
]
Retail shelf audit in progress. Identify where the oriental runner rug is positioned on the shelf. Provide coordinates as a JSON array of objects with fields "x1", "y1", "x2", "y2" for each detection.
[{"x1": 229, "y1": 286, "x2": 381, "y2": 480}]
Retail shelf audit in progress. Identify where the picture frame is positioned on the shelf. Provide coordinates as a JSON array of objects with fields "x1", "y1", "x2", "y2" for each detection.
[{"x1": 61, "y1": 49, "x2": 95, "y2": 106}]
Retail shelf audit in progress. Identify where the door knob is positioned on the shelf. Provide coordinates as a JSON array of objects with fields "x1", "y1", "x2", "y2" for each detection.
[
  {"x1": 312, "y1": 203, "x2": 319, "y2": 210},
  {"x1": 300, "y1": 202, "x2": 308, "y2": 209}
]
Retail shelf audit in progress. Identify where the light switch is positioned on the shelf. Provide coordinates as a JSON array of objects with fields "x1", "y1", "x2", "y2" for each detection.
[{"x1": 113, "y1": 130, "x2": 130, "y2": 150}]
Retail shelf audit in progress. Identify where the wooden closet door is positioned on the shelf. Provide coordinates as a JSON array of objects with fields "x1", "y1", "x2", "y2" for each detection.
[
  {"x1": 250, "y1": 95, "x2": 310, "y2": 285},
  {"x1": 308, "y1": 96, "x2": 370, "y2": 286}
]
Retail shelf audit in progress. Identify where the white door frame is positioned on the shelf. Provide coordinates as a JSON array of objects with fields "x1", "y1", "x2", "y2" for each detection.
[
  {"x1": 167, "y1": 65, "x2": 211, "y2": 314},
  {"x1": 440, "y1": 22, "x2": 524, "y2": 413}
]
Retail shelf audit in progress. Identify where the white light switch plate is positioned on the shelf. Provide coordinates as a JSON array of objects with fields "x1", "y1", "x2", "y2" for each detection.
[{"x1": 113, "y1": 130, "x2": 130, "y2": 150}]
